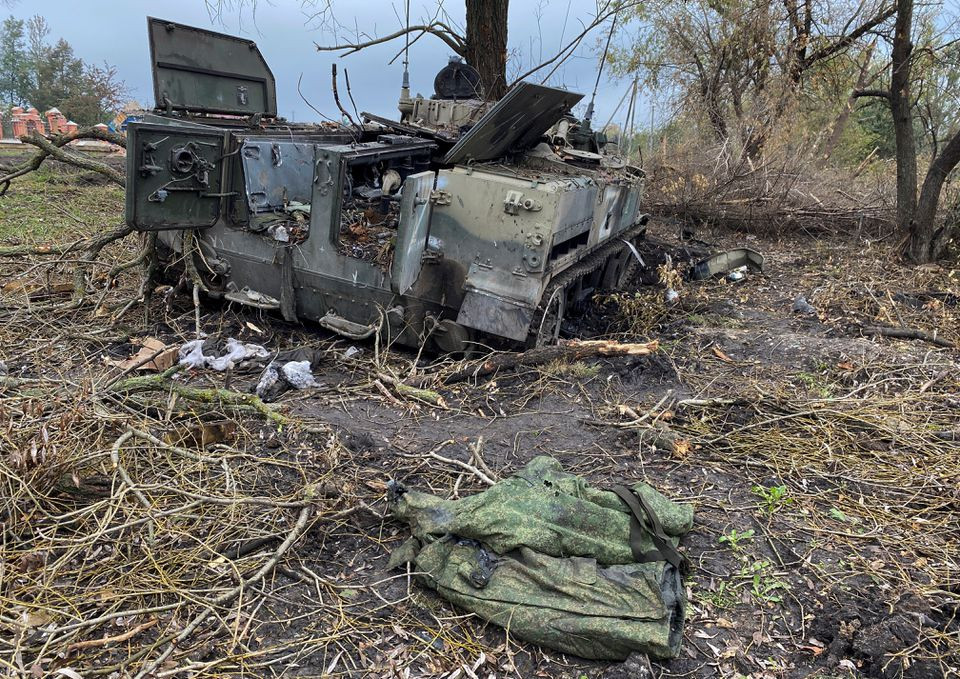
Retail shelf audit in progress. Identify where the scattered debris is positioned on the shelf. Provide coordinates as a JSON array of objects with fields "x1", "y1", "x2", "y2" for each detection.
[
  {"x1": 725, "y1": 266, "x2": 747, "y2": 282},
  {"x1": 255, "y1": 348, "x2": 326, "y2": 401},
  {"x1": 792, "y1": 294, "x2": 817, "y2": 315},
  {"x1": 105, "y1": 337, "x2": 177, "y2": 372},
  {"x1": 223, "y1": 287, "x2": 282, "y2": 310},
  {"x1": 2, "y1": 280, "x2": 74, "y2": 297},
  {"x1": 163, "y1": 420, "x2": 237, "y2": 448},
  {"x1": 338, "y1": 201, "x2": 400, "y2": 264},
  {"x1": 178, "y1": 338, "x2": 270, "y2": 371},
  {"x1": 688, "y1": 248, "x2": 764, "y2": 280},
  {"x1": 622, "y1": 238, "x2": 646, "y2": 266},
  {"x1": 281, "y1": 360, "x2": 320, "y2": 389}
]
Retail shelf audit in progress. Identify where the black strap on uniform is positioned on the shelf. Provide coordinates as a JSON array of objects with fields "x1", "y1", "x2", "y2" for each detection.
[{"x1": 612, "y1": 485, "x2": 684, "y2": 570}]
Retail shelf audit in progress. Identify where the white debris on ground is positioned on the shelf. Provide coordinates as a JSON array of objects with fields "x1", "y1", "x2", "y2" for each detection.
[
  {"x1": 178, "y1": 338, "x2": 270, "y2": 371},
  {"x1": 281, "y1": 360, "x2": 319, "y2": 389},
  {"x1": 255, "y1": 363, "x2": 282, "y2": 397},
  {"x1": 255, "y1": 359, "x2": 320, "y2": 400},
  {"x1": 726, "y1": 266, "x2": 747, "y2": 282}
]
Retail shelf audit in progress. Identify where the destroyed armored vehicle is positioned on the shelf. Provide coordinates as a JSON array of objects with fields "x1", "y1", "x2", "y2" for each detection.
[{"x1": 126, "y1": 18, "x2": 648, "y2": 352}]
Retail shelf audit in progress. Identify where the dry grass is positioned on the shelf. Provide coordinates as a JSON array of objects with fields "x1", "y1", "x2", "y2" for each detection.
[{"x1": 2, "y1": 168, "x2": 959, "y2": 677}]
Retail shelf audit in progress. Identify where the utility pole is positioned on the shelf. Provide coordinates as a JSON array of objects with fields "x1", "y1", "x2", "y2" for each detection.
[
  {"x1": 649, "y1": 99, "x2": 655, "y2": 154},
  {"x1": 621, "y1": 79, "x2": 638, "y2": 158}
]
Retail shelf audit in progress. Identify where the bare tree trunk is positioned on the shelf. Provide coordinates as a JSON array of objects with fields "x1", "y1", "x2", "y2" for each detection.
[
  {"x1": 702, "y1": 82, "x2": 728, "y2": 142},
  {"x1": 891, "y1": 0, "x2": 917, "y2": 238},
  {"x1": 907, "y1": 131, "x2": 960, "y2": 260},
  {"x1": 465, "y1": 0, "x2": 509, "y2": 100},
  {"x1": 821, "y1": 43, "x2": 875, "y2": 165}
]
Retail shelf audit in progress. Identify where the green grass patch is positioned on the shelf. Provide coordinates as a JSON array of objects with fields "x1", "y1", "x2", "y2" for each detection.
[{"x1": 0, "y1": 171, "x2": 123, "y2": 244}]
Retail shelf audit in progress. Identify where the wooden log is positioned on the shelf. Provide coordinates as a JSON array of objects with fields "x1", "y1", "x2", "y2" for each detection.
[
  {"x1": 859, "y1": 325, "x2": 955, "y2": 349},
  {"x1": 444, "y1": 339, "x2": 659, "y2": 384}
]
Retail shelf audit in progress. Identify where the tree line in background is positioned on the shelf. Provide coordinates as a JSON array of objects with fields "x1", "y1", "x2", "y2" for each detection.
[
  {"x1": 611, "y1": 0, "x2": 960, "y2": 261},
  {"x1": 259, "y1": 0, "x2": 959, "y2": 261},
  {"x1": 0, "y1": 14, "x2": 126, "y2": 126},
  {"x1": 3, "y1": 0, "x2": 957, "y2": 263}
]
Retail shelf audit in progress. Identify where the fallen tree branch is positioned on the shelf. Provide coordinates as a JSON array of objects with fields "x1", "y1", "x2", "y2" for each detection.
[
  {"x1": 401, "y1": 439, "x2": 496, "y2": 486},
  {"x1": 0, "y1": 241, "x2": 79, "y2": 258},
  {"x1": 444, "y1": 339, "x2": 659, "y2": 384},
  {"x1": 859, "y1": 325, "x2": 956, "y2": 349},
  {"x1": 110, "y1": 367, "x2": 288, "y2": 425},
  {"x1": 73, "y1": 224, "x2": 135, "y2": 301},
  {"x1": 19, "y1": 132, "x2": 124, "y2": 186},
  {"x1": 0, "y1": 126, "x2": 125, "y2": 194},
  {"x1": 66, "y1": 618, "x2": 158, "y2": 654},
  {"x1": 378, "y1": 371, "x2": 447, "y2": 408}
]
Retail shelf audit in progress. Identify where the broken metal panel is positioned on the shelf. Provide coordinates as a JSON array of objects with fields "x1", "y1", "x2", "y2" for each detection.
[
  {"x1": 688, "y1": 248, "x2": 765, "y2": 280},
  {"x1": 457, "y1": 289, "x2": 535, "y2": 341},
  {"x1": 240, "y1": 139, "x2": 315, "y2": 213},
  {"x1": 443, "y1": 82, "x2": 584, "y2": 164},
  {"x1": 617, "y1": 185, "x2": 642, "y2": 232},
  {"x1": 456, "y1": 261, "x2": 544, "y2": 340},
  {"x1": 392, "y1": 171, "x2": 436, "y2": 295},
  {"x1": 590, "y1": 183, "x2": 630, "y2": 248},
  {"x1": 147, "y1": 17, "x2": 277, "y2": 116}
]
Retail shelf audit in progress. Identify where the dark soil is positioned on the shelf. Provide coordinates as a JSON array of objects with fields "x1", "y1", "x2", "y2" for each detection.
[
  {"x1": 111, "y1": 222, "x2": 954, "y2": 677},
  {"x1": 4, "y1": 215, "x2": 958, "y2": 677}
]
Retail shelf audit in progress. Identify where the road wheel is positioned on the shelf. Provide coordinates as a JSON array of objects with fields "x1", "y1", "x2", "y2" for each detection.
[{"x1": 529, "y1": 285, "x2": 567, "y2": 348}]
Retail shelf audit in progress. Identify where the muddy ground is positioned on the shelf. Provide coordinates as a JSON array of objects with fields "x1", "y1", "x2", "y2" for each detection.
[{"x1": 1, "y1": 167, "x2": 958, "y2": 678}]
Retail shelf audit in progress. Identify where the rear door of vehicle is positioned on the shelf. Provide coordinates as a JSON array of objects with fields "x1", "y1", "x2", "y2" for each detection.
[{"x1": 125, "y1": 120, "x2": 230, "y2": 231}]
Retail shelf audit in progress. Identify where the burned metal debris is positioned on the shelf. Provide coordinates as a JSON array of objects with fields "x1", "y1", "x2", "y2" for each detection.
[{"x1": 688, "y1": 248, "x2": 765, "y2": 281}]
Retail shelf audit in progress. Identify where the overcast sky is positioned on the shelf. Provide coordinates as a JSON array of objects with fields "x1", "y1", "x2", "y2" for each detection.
[{"x1": 4, "y1": 0, "x2": 650, "y2": 130}]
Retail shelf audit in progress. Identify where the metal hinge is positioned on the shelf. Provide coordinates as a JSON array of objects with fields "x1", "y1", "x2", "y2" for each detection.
[
  {"x1": 504, "y1": 190, "x2": 542, "y2": 215},
  {"x1": 421, "y1": 249, "x2": 444, "y2": 264},
  {"x1": 429, "y1": 189, "x2": 452, "y2": 206}
]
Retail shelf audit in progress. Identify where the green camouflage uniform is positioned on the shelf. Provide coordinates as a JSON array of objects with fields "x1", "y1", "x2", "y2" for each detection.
[{"x1": 388, "y1": 456, "x2": 694, "y2": 660}]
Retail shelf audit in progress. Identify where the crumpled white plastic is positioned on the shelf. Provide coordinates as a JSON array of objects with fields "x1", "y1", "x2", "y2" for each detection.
[
  {"x1": 254, "y1": 360, "x2": 319, "y2": 400},
  {"x1": 280, "y1": 360, "x2": 319, "y2": 389},
  {"x1": 178, "y1": 337, "x2": 270, "y2": 371},
  {"x1": 255, "y1": 363, "x2": 282, "y2": 398},
  {"x1": 178, "y1": 339, "x2": 208, "y2": 370}
]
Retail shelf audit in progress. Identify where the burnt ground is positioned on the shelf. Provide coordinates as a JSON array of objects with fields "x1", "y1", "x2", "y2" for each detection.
[{"x1": 1, "y1": 172, "x2": 959, "y2": 678}]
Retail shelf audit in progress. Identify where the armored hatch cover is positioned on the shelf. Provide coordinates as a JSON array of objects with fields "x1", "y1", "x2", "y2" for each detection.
[
  {"x1": 147, "y1": 17, "x2": 277, "y2": 117},
  {"x1": 442, "y1": 82, "x2": 583, "y2": 165}
]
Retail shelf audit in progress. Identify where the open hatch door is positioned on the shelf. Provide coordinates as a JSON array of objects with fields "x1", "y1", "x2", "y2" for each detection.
[
  {"x1": 392, "y1": 171, "x2": 435, "y2": 295},
  {"x1": 148, "y1": 17, "x2": 277, "y2": 117},
  {"x1": 443, "y1": 82, "x2": 583, "y2": 165}
]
